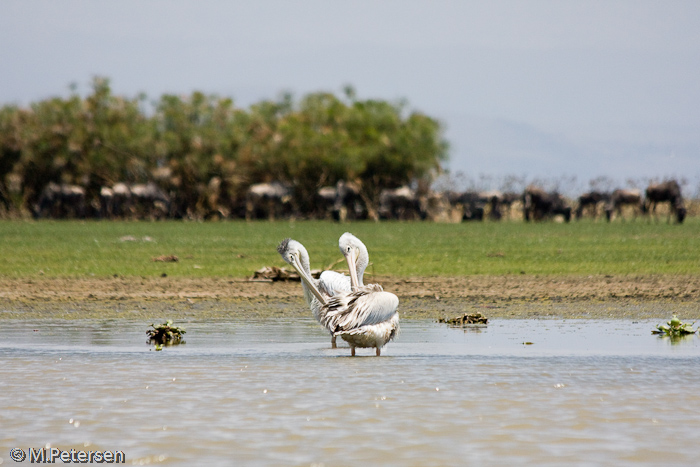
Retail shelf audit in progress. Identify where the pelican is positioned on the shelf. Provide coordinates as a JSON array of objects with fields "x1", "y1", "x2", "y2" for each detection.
[
  {"x1": 317, "y1": 231, "x2": 369, "y2": 295},
  {"x1": 276, "y1": 238, "x2": 339, "y2": 347},
  {"x1": 322, "y1": 285, "x2": 399, "y2": 356},
  {"x1": 323, "y1": 233, "x2": 400, "y2": 356},
  {"x1": 277, "y1": 235, "x2": 399, "y2": 356},
  {"x1": 277, "y1": 233, "x2": 368, "y2": 348}
]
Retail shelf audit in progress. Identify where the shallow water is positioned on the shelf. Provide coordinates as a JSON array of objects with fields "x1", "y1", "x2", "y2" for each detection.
[{"x1": 1, "y1": 317, "x2": 700, "y2": 466}]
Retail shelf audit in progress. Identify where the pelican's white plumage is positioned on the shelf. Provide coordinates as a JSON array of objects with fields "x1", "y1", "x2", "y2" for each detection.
[
  {"x1": 277, "y1": 234, "x2": 399, "y2": 356},
  {"x1": 323, "y1": 233, "x2": 400, "y2": 356},
  {"x1": 276, "y1": 238, "x2": 327, "y2": 322},
  {"x1": 317, "y1": 270, "x2": 351, "y2": 297},
  {"x1": 277, "y1": 237, "x2": 363, "y2": 348},
  {"x1": 317, "y1": 232, "x2": 369, "y2": 295},
  {"x1": 321, "y1": 284, "x2": 400, "y2": 355}
]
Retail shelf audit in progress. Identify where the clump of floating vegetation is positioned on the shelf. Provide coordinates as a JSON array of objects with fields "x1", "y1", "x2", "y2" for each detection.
[
  {"x1": 438, "y1": 312, "x2": 488, "y2": 326},
  {"x1": 652, "y1": 315, "x2": 696, "y2": 337},
  {"x1": 147, "y1": 320, "x2": 186, "y2": 346}
]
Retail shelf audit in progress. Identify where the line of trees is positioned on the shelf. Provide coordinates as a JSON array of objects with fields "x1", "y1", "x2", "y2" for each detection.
[{"x1": 0, "y1": 77, "x2": 448, "y2": 219}]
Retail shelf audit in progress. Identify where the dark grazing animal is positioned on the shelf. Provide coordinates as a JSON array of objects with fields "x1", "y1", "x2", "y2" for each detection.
[
  {"x1": 445, "y1": 190, "x2": 484, "y2": 221},
  {"x1": 575, "y1": 191, "x2": 610, "y2": 220},
  {"x1": 245, "y1": 182, "x2": 293, "y2": 221},
  {"x1": 33, "y1": 182, "x2": 86, "y2": 219},
  {"x1": 522, "y1": 186, "x2": 571, "y2": 222},
  {"x1": 378, "y1": 186, "x2": 424, "y2": 220},
  {"x1": 644, "y1": 180, "x2": 686, "y2": 224},
  {"x1": 100, "y1": 182, "x2": 170, "y2": 219},
  {"x1": 245, "y1": 182, "x2": 292, "y2": 220},
  {"x1": 315, "y1": 180, "x2": 366, "y2": 221},
  {"x1": 479, "y1": 191, "x2": 505, "y2": 221},
  {"x1": 605, "y1": 189, "x2": 643, "y2": 222}
]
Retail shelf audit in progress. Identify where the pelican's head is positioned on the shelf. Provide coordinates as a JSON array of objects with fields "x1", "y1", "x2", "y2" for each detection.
[
  {"x1": 277, "y1": 238, "x2": 326, "y2": 305},
  {"x1": 277, "y1": 238, "x2": 309, "y2": 272},
  {"x1": 338, "y1": 232, "x2": 369, "y2": 290}
]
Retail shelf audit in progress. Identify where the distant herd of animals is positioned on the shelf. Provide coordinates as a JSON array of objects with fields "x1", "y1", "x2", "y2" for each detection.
[{"x1": 30, "y1": 178, "x2": 689, "y2": 224}]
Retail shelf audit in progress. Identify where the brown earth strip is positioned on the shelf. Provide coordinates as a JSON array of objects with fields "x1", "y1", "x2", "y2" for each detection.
[{"x1": 1, "y1": 275, "x2": 698, "y2": 320}]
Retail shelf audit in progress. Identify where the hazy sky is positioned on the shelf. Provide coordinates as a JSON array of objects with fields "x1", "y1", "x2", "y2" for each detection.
[{"x1": 2, "y1": 0, "x2": 699, "y2": 192}]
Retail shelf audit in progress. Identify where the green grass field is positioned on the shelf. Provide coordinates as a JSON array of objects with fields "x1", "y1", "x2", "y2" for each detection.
[{"x1": 0, "y1": 219, "x2": 698, "y2": 278}]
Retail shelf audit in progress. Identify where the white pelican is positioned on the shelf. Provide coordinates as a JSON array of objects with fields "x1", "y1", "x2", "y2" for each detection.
[
  {"x1": 277, "y1": 235, "x2": 399, "y2": 356},
  {"x1": 323, "y1": 233, "x2": 400, "y2": 356},
  {"x1": 316, "y1": 231, "x2": 369, "y2": 295},
  {"x1": 336, "y1": 232, "x2": 369, "y2": 291},
  {"x1": 277, "y1": 238, "x2": 339, "y2": 347},
  {"x1": 277, "y1": 233, "x2": 368, "y2": 348},
  {"x1": 322, "y1": 285, "x2": 399, "y2": 356}
]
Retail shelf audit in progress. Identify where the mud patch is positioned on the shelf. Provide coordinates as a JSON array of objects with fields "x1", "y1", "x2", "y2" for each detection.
[{"x1": 0, "y1": 274, "x2": 698, "y2": 320}]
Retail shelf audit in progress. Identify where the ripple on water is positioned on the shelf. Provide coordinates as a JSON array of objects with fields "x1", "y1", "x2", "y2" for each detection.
[{"x1": 1, "y1": 318, "x2": 700, "y2": 466}]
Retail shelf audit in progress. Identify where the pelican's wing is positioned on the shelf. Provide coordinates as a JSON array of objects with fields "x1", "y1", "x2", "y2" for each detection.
[
  {"x1": 334, "y1": 313, "x2": 400, "y2": 343},
  {"x1": 318, "y1": 270, "x2": 351, "y2": 297},
  {"x1": 323, "y1": 285, "x2": 399, "y2": 331}
]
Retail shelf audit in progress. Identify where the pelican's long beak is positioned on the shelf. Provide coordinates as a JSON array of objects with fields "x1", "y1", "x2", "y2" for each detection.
[
  {"x1": 290, "y1": 254, "x2": 327, "y2": 306},
  {"x1": 345, "y1": 248, "x2": 360, "y2": 291}
]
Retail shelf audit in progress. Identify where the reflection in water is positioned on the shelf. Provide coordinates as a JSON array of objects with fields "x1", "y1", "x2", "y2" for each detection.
[
  {"x1": 1, "y1": 318, "x2": 700, "y2": 466},
  {"x1": 655, "y1": 333, "x2": 696, "y2": 346},
  {"x1": 449, "y1": 324, "x2": 487, "y2": 335}
]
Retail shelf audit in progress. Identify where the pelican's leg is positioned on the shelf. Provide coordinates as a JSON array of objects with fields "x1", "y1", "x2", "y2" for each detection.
[
  {"x1": 376, "y1": 347, "x2": 381, "y2": 357},
  {"x1": 350, "y1": 346, "x2": 355, "y2": 357},
  {"x1": 331, "y1": 335, "x2": 337, "y2": 349}
]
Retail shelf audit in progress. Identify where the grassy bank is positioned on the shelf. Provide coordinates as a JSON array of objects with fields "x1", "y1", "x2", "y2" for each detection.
[{"x1": 1, "y1": 219, "x2": 698, "y2": 279}]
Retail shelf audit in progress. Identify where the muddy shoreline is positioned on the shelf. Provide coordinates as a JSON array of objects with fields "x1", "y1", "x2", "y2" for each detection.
[{"x1": 1, "y1": 275, "x2": 698, "y2": 320}]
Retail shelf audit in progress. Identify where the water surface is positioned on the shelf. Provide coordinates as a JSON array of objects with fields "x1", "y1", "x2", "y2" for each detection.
[{"x1": 1, "y1": 317, "x2": 699, "y2": 466}]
